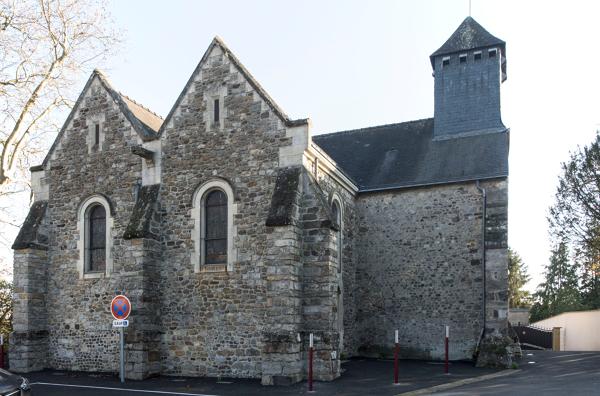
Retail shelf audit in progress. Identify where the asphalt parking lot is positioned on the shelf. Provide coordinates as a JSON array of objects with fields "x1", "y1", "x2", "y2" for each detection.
[
  {"x1": 26, "y1": 351, "x2": 600, "y2": 396},
  {"x1": 25, "y1": 358, "x2": 501, "y2": 396},
  {"x1": 436, "y1": 350, "x2": 600, "y2": 396}
]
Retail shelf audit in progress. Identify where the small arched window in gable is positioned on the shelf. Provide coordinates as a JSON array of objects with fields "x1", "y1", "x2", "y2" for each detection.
[
  {"x1": 86, "y1": 204, "x2": 106, "y2": 272},
  {"x1": 204, "y1": 189, "x2": 228, "y2": 265}
]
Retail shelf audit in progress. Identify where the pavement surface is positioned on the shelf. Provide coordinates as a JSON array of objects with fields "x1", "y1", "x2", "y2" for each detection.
[
  {"x1": 436, "y1": 350, "x2": 600, "y2": 396},
  {"x1": 23, "y1": 351, "x2": 600, "y2": 395},
  {"x1": 25, "y1": 358, "x2": 499, "y2": 396}
]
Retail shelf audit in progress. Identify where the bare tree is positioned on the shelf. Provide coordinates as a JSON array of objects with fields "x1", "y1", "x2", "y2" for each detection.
[
  {"x1": 0, "y1": 0, "x2": 120, "y2": 189},
  {"x1": 0, "y1": 0, "x2": 120, "y2": 276}
]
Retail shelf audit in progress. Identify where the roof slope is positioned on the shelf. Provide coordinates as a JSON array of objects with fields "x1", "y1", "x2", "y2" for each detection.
[
  {"x1": 95, "y1": 70, "x2": 163, "y2": 139},
  {"x1": 37, "y1": 70, "x2": 163, "y2": 168},
  {"x1": 312, "y1": 118, "x2": 509, "y2": 191},
  {"x1": 430, "y1": 17, "x2": 505, "y2": 64}
]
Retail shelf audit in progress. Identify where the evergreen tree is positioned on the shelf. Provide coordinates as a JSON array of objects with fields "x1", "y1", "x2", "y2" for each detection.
[
  {"x1": 530, "y1": 242, "x2": 583, "y2": 322},
  {"x1": 549, "y1": 131, "x2": 600, "y2": 310},
  {"x1": 508, "y1": 248, "x2": 532, "y2": 308}
]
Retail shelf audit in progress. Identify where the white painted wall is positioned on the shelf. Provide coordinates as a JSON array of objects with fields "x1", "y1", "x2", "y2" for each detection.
[{"x1": 533, "y1": 310, "x2": 600, "y2": 351}]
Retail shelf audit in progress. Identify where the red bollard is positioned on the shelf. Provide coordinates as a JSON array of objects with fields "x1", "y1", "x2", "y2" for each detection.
[
  {"x1": 308, "y1": 333, "x2": 314, "y2": 392},
  {"x1": 444, "y1": 325, "x2": 449, "y2": 374},
  {"x1": 393, "y1": 329, "x2": 399, "y2": 384}
]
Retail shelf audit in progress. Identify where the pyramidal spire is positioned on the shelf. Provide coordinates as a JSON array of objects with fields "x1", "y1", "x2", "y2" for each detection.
[{"x1": 430, "y1": 17, "x2": 505, "y2": 62}]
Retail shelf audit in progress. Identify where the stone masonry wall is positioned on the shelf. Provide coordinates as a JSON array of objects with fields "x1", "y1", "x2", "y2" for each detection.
[
  {"x1": 482, "y1": 179, "x2": 509, "y2": 334},
  {"x1": 42, "y1": 77, "x2": 147, "y2": 373},
  {"x1": 158, "y1": 43, "x2": 293, "y2": 378},
  {"x1": 306, "y1": 160, "x2": 358, "y2": 357},
  {"x1": 10, "y1": 248, "x2": 49, "y2": 372},
  {"x1": 299, "y1": 173, "x2": 341, "y2": 381},
  {"x1": 356, "y1": 181, "x2": 502, "y2": 360}
]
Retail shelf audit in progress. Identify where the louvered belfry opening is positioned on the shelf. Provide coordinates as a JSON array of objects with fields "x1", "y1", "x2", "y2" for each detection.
[
  {"x1": 87, "y1": 204, "x2": 106, "y2": 272},
  {"x1": 205, "y1": 189, "x2": 227, "y2": 264}
]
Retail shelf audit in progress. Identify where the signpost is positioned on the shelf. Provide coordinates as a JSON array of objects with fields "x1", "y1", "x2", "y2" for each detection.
[{"x1": 111, "y1": 295, "x2": 131, "y2": 383}]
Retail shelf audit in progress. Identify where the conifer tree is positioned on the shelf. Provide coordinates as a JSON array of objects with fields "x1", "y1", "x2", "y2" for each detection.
[
  {"x1": 530, "y1": 242, "x2": 583, "y2": 322},
  {"x1": 508, "y1": 248, "x2": 532, "y2": 308}
]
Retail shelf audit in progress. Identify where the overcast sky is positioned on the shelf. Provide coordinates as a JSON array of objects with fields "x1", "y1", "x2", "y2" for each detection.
[{"x1": 4, "y1": 0, "x2": 599, "y2": 290}]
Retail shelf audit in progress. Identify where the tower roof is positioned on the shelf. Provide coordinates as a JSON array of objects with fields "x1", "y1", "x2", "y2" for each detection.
[{"x1": 430, "y1": 16, "x2": 505, "y2": 66}]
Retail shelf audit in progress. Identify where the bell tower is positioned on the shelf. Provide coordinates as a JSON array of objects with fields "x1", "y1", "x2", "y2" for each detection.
[{"x1": 431, "y1": 17, "x2": 507, "y2": 138}]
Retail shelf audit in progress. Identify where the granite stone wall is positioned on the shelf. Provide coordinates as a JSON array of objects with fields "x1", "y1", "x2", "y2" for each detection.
[
  {"x1": 18, "y1": 76, "x2": 152, "y2": 376},
  {"x1": 157, "y1": 43, "x2": 294, "y2": 379},
  {"x1": 306, "y1": 160, "x2": 359, "y2": 357},
  {"x1": 10, "y1": 248, "x2": 49, "y2": 372},
  {"x1": 355, "y1": 179, "x2": 508, "y2": 360}
]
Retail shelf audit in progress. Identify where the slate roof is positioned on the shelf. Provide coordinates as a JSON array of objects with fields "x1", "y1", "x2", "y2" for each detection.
[
  {"x1": 123, "y1": 184, "x2": 160, "y2": 240},
  {"x1": 430, "y1": 16, "x2": 505, "y2": 67},
  {"x1": 312, "y1": 118, "x2": 509, "y2": 191},
  {"x1": 12, "y1": 201, "x2": 48, "y2": 250}
]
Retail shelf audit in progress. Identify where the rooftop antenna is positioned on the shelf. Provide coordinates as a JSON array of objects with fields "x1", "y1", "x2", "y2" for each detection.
[{"x1": 469, "y1": 0, "x2": 472, "y2": 16}]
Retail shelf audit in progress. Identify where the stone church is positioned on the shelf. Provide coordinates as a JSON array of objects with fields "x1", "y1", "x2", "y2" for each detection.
[{"x1": 10, "y1": 17, "x2": 509, "y2": 384}]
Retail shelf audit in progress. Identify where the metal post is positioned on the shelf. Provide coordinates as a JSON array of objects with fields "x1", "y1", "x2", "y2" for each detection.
[
  {"x1": 308, "y1": 333, "x2": 314, "y2": 392},
  {"x1": 444, "y1": 325, "x2": 449, "y2": 374},
  {"x1": 120, "y1": 326, "x2": 125, "y2": 383},
  {"x1": 393, "y1": 329, "x2": 399, "y2": 384}
]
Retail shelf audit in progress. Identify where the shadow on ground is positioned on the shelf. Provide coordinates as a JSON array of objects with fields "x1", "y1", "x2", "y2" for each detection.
[{"x1": 25, "y1": 358, "x2": 503, "y2": 396}]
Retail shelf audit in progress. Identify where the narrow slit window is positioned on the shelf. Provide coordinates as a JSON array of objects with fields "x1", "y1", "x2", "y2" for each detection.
[
  {"x1": 213, "y1": 99, "x2": 220, "y2": 123},
  {"x1": 94, "y1": 124, "x2": 100, "y2": 146}
]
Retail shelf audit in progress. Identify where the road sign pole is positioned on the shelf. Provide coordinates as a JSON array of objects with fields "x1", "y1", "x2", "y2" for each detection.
[
  {"x1": 111, "y1": 294, "x2": 131, "y2": 384},
  {"x1": 120, "y1": 326, "x2": 125, "y2": 383}
]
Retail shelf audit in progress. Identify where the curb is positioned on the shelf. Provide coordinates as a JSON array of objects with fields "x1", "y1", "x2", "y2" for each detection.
[{"x1": 396, "y1": 369, "x2": 521, "y2": 396}]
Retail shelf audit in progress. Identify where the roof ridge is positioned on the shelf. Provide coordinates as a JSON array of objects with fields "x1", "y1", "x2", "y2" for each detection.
[
  {"x1": 93, "y1": 69, "x2": 164, "y2": 120},
  {"x1": 315, "y1": 117, "x2": 434, "y2": 138}
]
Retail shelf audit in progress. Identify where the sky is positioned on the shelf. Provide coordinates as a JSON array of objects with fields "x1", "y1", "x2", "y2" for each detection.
[{"x1": 4, "y1": 0, "x2": 600, "y2": 291}]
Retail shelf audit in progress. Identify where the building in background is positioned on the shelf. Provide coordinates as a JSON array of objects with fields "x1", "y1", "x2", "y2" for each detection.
[
  {"x1": 533, "y1": 310, "x2": 600, "y2": 351},
  {"x1": 10, "y1": 17, "x2": 509, "y2": 384}
]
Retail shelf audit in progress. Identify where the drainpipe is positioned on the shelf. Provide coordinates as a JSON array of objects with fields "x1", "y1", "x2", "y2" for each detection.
[{"x1": 475, "y1": 180, "x2": 487, "y2": 336}]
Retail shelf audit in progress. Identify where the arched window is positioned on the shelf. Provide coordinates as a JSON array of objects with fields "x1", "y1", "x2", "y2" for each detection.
[
  {"x1": 192, "y1": 179, "x2": 236, "y2": 272},
  {"x1": 331, "y1": 199, "x2": 342, "y2": 273},
  {"x1": 204, "y1": 190, "x2": 227, "y2": 264},
  {"x1": 77, "y1": 195, "x2": 113, "y2": 279},
  {"x1": 87, "y1": 204, "x2": 106, "y2": 272}
]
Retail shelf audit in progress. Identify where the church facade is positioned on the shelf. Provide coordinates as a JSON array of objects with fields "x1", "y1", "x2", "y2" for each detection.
[{"x1": 10, "y1": 17, "x2": 510, "y2": 384}]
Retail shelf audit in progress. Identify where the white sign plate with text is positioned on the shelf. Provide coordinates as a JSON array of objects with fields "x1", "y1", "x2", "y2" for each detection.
[{"x1": 112, "y1": 319, "x2": 129, "y2": 328}]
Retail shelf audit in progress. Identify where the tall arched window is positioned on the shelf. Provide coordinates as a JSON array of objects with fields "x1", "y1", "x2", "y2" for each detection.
[
  {"x1": 204, "y1": 189, "x2": 227, "y2": 264},
  {"x1": 331, "y1": 199, "x2": 342, "y2": 273},
  {"x1": 87, "y1": 204, "x2": 106, "y2": 272},
  {"x1": 77, "y1": 195, "x2": 113, "y2": 279},
  {"x1": 191, "y1": 179, "x2": 236, "y2": 272}
]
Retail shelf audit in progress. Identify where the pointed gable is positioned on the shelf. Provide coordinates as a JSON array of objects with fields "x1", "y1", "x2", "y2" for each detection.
[
  {"x1": 159, "y1": 36, "x2": 307, "y2": 135},
  {"x1": 38, "y1": 70, "x2": 162, "y2": 168},
  {"x1": 430, "y1": 16, "x2": 505, "y2": 66}
]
